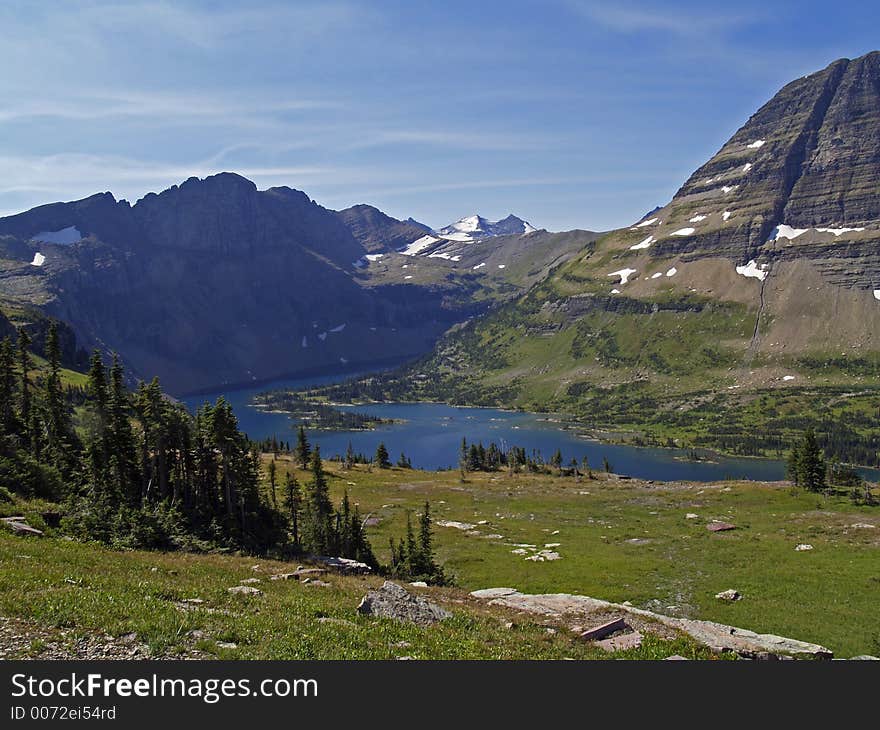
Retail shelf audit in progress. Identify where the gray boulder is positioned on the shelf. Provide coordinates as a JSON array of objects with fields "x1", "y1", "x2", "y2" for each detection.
[{"x1": 357, "y1": 581, "x2": 451, "y2": 626}]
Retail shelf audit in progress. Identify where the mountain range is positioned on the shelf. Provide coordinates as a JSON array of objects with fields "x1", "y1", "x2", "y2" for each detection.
[
  {"x1": 0, "y1": 174, "x2": 593, "y2": 393},
  {"x1": 1, "y1": 51, "x2": 879, "y2": 404}
]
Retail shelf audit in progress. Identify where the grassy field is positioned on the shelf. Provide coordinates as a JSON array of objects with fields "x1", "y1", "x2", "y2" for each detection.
[
  {"x1": 2, "y1": 460, "x2": 878, "y2": 659},
  {"x1": 0, "y1": 522, "x2": 707, "y2": 661},
  {"x1": 266, "y1": 460, "x2": 880, "y2": 658}
]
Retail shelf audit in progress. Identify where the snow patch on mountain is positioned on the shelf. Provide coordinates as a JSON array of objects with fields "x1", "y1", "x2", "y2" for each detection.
[
  {"x1": 30, "y1": 252, "x2": 45, "y2": 266},
  {"x1": 736, "y1": 260, "x2": 768, "y2": 281},
  {"x1": 400, "y1": 235, "x2": 441, "y2": 256},
  {"x1": 608, "y1": 268, "x2": 637, "y2": 284},
  {"x1": 30, "y1": 226, "x2": 83, "y2": 245},
  {"x1": 630, "y1": 235, "x2": 654, "y2": 250}
]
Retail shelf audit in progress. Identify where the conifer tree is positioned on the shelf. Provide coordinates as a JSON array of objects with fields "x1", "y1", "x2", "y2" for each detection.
[
  {"x1": 797, "y1": 428, "x2": 826, "y2": 492},
  {"x1": 0, "y1": 336, "x2": 17, "y2": 434},
  {"x1": 303, "y1": 446, "x2": 333, "y2": 554},
  {"x1": 267, "y1": 458, "x2": 277, "y2": 507},
  {"x1": 294, "y1": 425, "x2": 311, "y2": 469},
  {"x1": 375, "y1": 441, "x2": 391, "y2": 469},
  {"x1": 283, "y1": 470, "x2": 302, "y2": 549},
  {"x1": 16, "y1": 328, "x2": 32, "y2": 449}
]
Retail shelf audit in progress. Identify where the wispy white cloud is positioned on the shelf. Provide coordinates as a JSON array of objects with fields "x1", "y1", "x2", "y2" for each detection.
[{"x1": 566, "y1": 1, "x2": 756, "y2": 37}]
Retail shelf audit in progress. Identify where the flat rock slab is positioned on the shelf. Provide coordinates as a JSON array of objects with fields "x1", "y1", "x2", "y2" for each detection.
[
  {"x1": 358, "y1": 581, "x2": 451, "y2": 626},
  {"x1": 707, "y1": 522, "x2": 736, "y2": 532},
  {"x1": 1, "y1": 519, "x2": 44, "y2": 537},
  {"x1": 471, "y1": 588, "x2": 831, "y2": 659},
  {"x1": 596, "y1": 631, "x2": 643, "y2": 652},
  {"x1": 580, "y1": 617, "x2": 628, "y2": 641},
  {"x1": 227, "y1": 585, "x2": 263, "y2": 596},
  {"x1": 312, "y1": 556, "x2": 372, "y2": 574}
]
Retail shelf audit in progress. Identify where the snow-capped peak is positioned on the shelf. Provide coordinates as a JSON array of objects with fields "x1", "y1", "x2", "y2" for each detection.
[{"x1": 436, "y1": 214, "x2": 536, "y2": 242}]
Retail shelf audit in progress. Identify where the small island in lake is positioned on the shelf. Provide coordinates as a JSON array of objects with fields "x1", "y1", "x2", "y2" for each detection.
[{"x1": 251, "y1": 390, "x2": 394, "y2": 431}]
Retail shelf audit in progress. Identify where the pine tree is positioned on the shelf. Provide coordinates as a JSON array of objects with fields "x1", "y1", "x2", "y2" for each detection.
[
  {"x1": 108, "y1": 354, "x2": 138, "y2": 503},
  {"x1": 267, "y1": 458, "x2": 277, "y2": 507},
  {"x1": 303, "y1": 446, "x2": 333, "y2": 554},
  {"x1": 550, "y1": 448, "x2": 563, "y2": 473},
  {"x1": 344, "y1": 440, "x2": 355, "y2": 470},
  {"x1": 283, "y1": 470, "x2": 302, "y2": 549},
  {"x1": 16, "y1": 328, "x2": 32, "y2": 449},
  {"x1": 294, "y1": 425, "x2": 311, "y2": 469},
  {"x1": 798, "y1": 428, "x2": 826, "y2": 492},
  {"x1": 0, "y1": 337, "x2": 17, "y2": 434},
  {"x1": 43, "y1": 323, "x2": 68, "y2": 457},
  {"x1": 375, "y1": 442, "x2": 391, "y2": 469}
]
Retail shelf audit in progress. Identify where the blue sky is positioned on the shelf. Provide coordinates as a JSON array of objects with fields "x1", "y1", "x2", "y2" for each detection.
[{"x1": 0, "y1": 0, "x2": 877, "y2": 231}]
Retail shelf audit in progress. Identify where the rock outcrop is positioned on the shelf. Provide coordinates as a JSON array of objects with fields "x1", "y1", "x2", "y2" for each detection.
[
  {"x1": 357, "y1": 581, "x2": 451, "y2": 626},
  {"x1": 471, "y1": 588, "x2": 832, "y2": 659}
]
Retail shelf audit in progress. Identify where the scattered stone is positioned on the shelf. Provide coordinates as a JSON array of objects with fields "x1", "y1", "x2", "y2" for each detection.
[
  {"x1": 795, "y1": 544, "x2": 813, "y2": 551},
  {"x1": 685, "y1": 513, "x2": 699, "y2": 519},
  {"x1": 0, "y1": 518, "x2": 44, "y2": 537},
  {"x1": 596, "y1": 630, "x2": 643, "y2": 652},
  {"x1": 304, "y1": 580, "x2": 331, "y2": 587},
  {"x1": 240, "y1": 577, "x2": 262, "y2": 584},
  {"x1": 707, "y1": 521, "x2": 736, "y2": 532},
  {"x1": 357, "y1": 581, "x2": 451, "y2": 626},
  {"x1": 625, "y1": 538, "x2": 651, "y2": 545},
  {"x1": 665, "y1": 654, "x2": 689, "y2": 660},
  {"x1": 312, "y1": 556, "x2": 372, "y2": 574},
  {"x1": 181, "y1": 598, "x2": 204, "y2": 605},
  {"x1": 850, "y1": 523, "x2": 876, "y2": 529},
  {"x1": 410, "y1": 581, "x2": 428, "y2": 587},
  {"x1": 715, "y1": 589, "x2": 741, "y2": 602},
  {"x1": 580, "y1": 617, "x2": 628, "y2": 641},
  {"x1": 481, "y1": 534, "x2": 504, "y2": 539},
  {"x1": 849, "y1": 655, "x2": 880, "y2": 660},
  {"x1": 436, "y1": 520, "x2": 476, "y2": 531},
  {"x1": 216, "y1": 642, "x2": 238, "y2": 650},
  {"x1": 395, "y1": 655, "x2": 415, "y2": 660},
  {"x1": 524, "y1": 550, "x2": 561, "y2": 562},
  {"x1": 227, "y1": 585, "x2": 263, "y2": 596},
  {"x1": 187, "y1": 630, "x2": 207, "y2": 640}
]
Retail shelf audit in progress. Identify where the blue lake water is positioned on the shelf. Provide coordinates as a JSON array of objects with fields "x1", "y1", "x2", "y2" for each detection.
[{"x1": 180, "y1": 370, "x2": 808, "y2": 482}]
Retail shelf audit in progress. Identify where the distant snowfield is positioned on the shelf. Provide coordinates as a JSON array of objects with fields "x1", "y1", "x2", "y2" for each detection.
[
  {"x1": 400, "y1": 235, "x2": 440, "y2": 256},
  {"x1": 722, "y1": 211, "x2": 731, "y2": 221},
  {"x1": 671, "y1": 227, "x2": 695, "y2": 236},
  {"x1": 608, "y1": 267, "x2": 637, "y2": 284},
  {"x1": 30, "y1": 226, "x2": 82, "y2": 245},
  {"x1": 30, "y1": 252, "x2": 46, "y2": 266},
  {"x1": 772, "y1": 225, "x2": 809, "y2": 241},
  {"x1": 428, "y1": 251, "x2": 462, "y2": 262},
  {"x1": 689, "y1": 214, "x2": 707, "y2": 223},
  {"x1": 735, "y1": 259, "x2": 768, "y2": 281},
  {"x1": 769, "y1": 224, "x2": 867, "y2": 242},
  {"x1": 666, "y1": 267, "x2": 677, "y2": 277},
  {"x1": 742, "y1": 163, "x2": 753, "y2": 173},
  {"x1": 747, "y1": 139, "x2": 766, "y2": 149},
  {"x1": 874, "y1": 290, "x2": 880, "y2": 301},
  {"x1": 721, "y1": 185, "x2": 738, "y2": 194},
  {"x1": 630, "y1": 235, "x2": 654, "y2": 250},
  {"x1": 365, "y1": 253, "x2": 384, "y2": 261},
  {"x1": 634, "y1": 217, "x2": 659, "y2": 228},
  {"x1": 473, "y1": 262, "x2": 486, "y2": 270}
]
